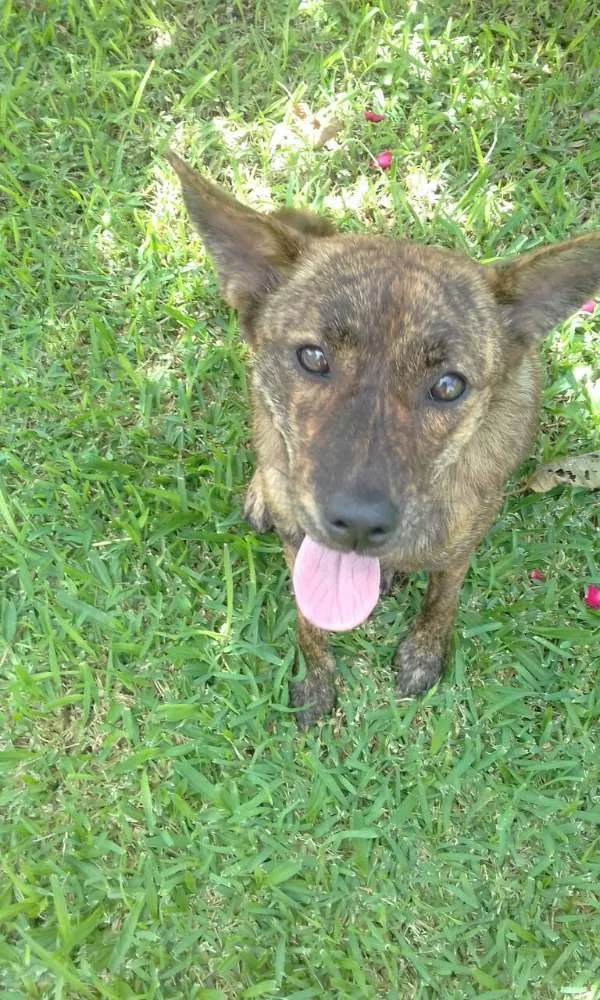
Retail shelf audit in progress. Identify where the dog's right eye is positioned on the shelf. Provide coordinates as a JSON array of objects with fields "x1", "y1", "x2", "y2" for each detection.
[
  {"x1": 429, "y1": 372, "x2": 467, "y2": 402},
  {"x1": 297, "y1": 346, "x2": 330, "y2": 375}
]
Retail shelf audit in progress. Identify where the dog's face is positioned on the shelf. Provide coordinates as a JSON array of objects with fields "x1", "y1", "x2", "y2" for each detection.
[
  {"x1": 167, "y1": 152, "x2": 600, "y2": 567},
  {"x1": 251, "y1": 235, "x2": 513, "y2": 559}
]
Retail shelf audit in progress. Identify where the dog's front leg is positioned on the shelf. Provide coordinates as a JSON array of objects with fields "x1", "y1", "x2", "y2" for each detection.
[
  {"x1": 291, "y1": 612, "x2": 337, "y2": 728},
  {"x1": 242, "y1": 470, "x2": 273, "y2": 533},
  {"x1": 282, "y1": 542, "x2": 336, "y2": 727},
  {"x1": 395, "y1": 557, "x2": 470, "y2": 697}
]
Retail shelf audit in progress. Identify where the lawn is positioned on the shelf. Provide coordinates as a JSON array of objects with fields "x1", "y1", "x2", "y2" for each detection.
[{"x1": 1, "y1": 0, "x2": 599, "y2": 996}]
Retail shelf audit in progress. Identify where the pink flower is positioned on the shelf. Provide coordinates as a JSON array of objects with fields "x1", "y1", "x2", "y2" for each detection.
[
  {"x1": 584, "y1": 584, "x2": 600, "y2": 609},
  {"x1": 372, "y1": 150, "x2": 393, "y2": 170},
  {"x1": 580, "y1": 300, "x2": 596, "y2": 314},
  {"x1": 364, "y1": 110, "x2": 385, "y2": 123},
  {"x1": 529, "y1": 569, "x2": 544, "y2": 582}
]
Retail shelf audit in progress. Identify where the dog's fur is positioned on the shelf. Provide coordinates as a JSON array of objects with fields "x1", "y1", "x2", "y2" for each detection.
[{"x1": 167, "y1": 150, "x2": 600, "y2": 726}]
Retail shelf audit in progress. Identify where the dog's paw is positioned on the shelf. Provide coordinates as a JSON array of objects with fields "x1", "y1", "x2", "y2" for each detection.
[
  {"x1": 394, "y1": 630, "x2": 448, "y2": 697},
  {"x1": 243, "y1": 473, "x2": 273, "y2": 533},
  {"x1": 290, "y1": 663, "x2": 337, "y2": 729}
]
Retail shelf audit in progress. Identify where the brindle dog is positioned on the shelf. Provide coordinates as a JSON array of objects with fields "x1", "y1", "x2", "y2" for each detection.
[{"x1": 167, "y1": 150, "x2": 600, "y2": 727}]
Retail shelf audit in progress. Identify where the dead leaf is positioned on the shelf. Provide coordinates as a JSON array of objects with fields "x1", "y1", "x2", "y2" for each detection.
[
  {"x1": 526, "y1": 452, "x2": 600, "y2": 492},
  {"x1": 291, "y1": 102, "x2": 342, "y2": 149}
]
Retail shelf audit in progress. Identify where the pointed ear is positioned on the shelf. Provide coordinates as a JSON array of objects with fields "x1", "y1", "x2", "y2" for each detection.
[
  {"x1": 486, "y1": 232, "x2": 600, "y2": 344},
  {"x1": 270, "y1": 206, "x2": 336, "y2": 237},
  {"x1": 166, "y1": 150, "x2": 307, "y2": 321}
]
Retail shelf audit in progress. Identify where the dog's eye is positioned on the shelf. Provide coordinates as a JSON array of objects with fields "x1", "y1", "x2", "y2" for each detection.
[
  {"x1": 429, "y1": 372, "x2": 467, "y2": 402},
  {"x1": 297, "y1": 345, "x2": 330, "y2": 375}
]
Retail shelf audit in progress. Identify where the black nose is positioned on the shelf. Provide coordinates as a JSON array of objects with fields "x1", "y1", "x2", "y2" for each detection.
[{"x1": 325, "y1": 490, "x2": 398, "y2": 551}]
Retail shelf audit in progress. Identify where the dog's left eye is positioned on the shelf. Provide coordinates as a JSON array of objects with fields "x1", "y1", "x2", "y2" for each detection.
[
  {"x1": 297, "y1": 346, "x2": 330, "y2": 375},
  {"x1": 429, "y1": 372, "x2": 467, "y2": 402}
]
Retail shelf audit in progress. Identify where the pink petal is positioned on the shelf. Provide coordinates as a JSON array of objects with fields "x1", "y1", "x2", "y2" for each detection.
[
  {"x1": 372, "y1": 150, "x2": 393, "y2": 170},
  {"x1": 584, "y1": 584, "x2": 600, "y2": 609},
  {"x1": 529, "y1": 569, "x2": 545, "y2": 582},
  {"x1": 364, "y1": 110, "x2": 385, "y2": 123},
  {"x1": 580, "y1": 300, "x2": 596, "y2": 314}
]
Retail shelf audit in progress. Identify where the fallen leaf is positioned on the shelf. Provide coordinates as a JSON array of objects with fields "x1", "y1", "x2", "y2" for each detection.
[
  {"x1": 526, "y1": 452, "x2": 600, "y2": 492},
  {"x1": 291, "y1": 102, "x2": 341, "y2": 149}
]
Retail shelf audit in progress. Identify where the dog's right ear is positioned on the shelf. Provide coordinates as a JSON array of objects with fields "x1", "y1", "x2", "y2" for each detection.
[
  {"x1": 166, "y1": 150, "x2": 313, "y2": 325},
  {"x1": 270, "y1": 207, "x2": 336, "y2": 238}
]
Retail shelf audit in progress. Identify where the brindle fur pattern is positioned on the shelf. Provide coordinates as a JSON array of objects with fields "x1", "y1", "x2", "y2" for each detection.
[{"x1": 167, "y1": 150, "x2": 600, "y2": 727}]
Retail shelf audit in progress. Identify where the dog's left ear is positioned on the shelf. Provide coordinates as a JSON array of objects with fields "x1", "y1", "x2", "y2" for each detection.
[
  {"x1": 166, "y1": 150, "x2": 314, "y2": 326},
  {"x1": 486, "y1": 232, "x2": 600, "y2": 344}
]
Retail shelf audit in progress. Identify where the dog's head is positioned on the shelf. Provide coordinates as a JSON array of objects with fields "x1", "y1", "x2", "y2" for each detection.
[{"x1": 168, "y1": 151, "x2": 600, "y2": 624}]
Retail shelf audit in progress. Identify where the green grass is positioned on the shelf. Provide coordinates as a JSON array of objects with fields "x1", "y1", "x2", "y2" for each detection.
[{"x1": 1, "y1": 0, "x2": 599, "y2": 996}]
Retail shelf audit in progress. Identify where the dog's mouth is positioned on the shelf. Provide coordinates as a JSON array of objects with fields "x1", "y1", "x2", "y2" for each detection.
[{"x1": 292, "y1": 536, "x2": 381, "y2": 632}]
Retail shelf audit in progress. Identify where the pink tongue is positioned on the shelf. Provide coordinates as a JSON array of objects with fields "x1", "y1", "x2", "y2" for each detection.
[{"x1": 292, "y1": 536, "x2": 380, "y2": 632}]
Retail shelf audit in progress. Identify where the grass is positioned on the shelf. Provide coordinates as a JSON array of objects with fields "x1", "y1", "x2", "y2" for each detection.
[{"x1": 1, "y1": 0, "x2": 599, "y2": 996}]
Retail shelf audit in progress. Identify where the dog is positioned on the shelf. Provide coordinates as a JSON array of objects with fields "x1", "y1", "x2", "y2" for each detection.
[{"x1": 166, "y1": 150, "x2": 600, "y2": 727}]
